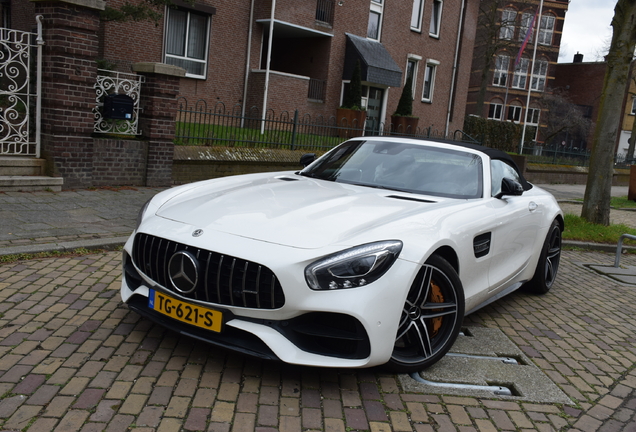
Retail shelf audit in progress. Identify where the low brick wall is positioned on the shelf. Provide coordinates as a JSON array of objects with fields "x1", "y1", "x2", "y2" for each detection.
[
  {"x1": 525, "y1": 164, "x2": 630, "y2": 186},
  {"x1": 172, "y1": 146, "x2": 323, "y2": 184},
  {"x1": 172, "y1": 146, "x2": 632, "y2": 186},
  {"x1": 92, "y1": 138, "x2": 148, "y2": 186}
]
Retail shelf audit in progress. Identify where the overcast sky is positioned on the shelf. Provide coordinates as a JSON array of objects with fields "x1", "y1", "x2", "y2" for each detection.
[{"x1": 558, "y1": 0, "x2": 617, "y2": 63}]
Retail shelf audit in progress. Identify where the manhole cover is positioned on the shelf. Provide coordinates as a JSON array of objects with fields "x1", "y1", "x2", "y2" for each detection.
[{"x1": 399, "y1": 327, "x2": 572, "y2": 404}]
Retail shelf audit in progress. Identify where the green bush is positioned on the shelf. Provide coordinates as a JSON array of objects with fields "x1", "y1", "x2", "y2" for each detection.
[{"x1": 463, "y1": 115, "x2": 521, "y2": 152}]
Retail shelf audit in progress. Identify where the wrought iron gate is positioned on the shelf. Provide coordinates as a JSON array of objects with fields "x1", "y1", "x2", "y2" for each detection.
[{"x1": 0, "y1": 16, "x2": 43, "y2": 157}]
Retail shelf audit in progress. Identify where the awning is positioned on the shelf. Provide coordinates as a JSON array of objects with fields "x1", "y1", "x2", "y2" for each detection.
[{"x1": 343, "y1": 33, "x2": 402, "y2": 87}]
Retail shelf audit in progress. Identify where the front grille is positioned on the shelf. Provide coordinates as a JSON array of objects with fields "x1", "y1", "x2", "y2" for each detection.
[{"x1": 132, "y1": 233, "x2": 285, "y2": 309}]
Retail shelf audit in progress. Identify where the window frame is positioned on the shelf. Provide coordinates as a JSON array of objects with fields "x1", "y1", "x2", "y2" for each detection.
[
  {"x1": 538, "y1": 14, "x2": 555, "y2": 46},
  {"x1": 519, "y1": 11, "x2": 534, "y2": 42},
  {"x1": 488, "y1": 100, "x2": 504, "y2": 120},
  {"x1": 406, "y1": 55, "x2": 421, "y2": 99},
  {"x1": 164, "y1": 6, "x2": 211, "y2": 79},
  {"x1": 422, "y1": 60, "x2": 439, "y2": 103},
  {"x1": 429, "y1": 0, "x2": 443, "y2": 38},
  {"x1": 499, "y1": 8, "x2": 517, "y2": 40},
  {"x1": 411, "y1": 0, "x2": 425, "y2": 32},
  {"x1": 631, "y1": 97, "x2": 636, "y2": 115},
  {"x1": 507, "y1": 103, "x2": 522, "y2": 123},
  {"x1": 367, "y1": 0, "x2": 384, "y2": 41},
  {"x1": 530, "y1": 59, "x2": 548, "y2": 92},
  {"x1": 512, "y1": 57, "x2": 529, "y2": 89},
  {"x1": 493, "y1": 55, "x2": 509, "y2": 87}
]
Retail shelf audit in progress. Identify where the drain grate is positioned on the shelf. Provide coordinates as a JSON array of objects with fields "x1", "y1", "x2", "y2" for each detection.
[{"x1": 399, "y1": 327, "x2": 573, "y2": 404}]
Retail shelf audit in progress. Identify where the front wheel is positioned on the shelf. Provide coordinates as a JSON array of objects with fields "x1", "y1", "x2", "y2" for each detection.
[
  {"x1": 524, "y1": 219, "x2": 562, "y2": 294},
  {"x1": 387, "y1": 255, "x2": 465, "y2": 373}
]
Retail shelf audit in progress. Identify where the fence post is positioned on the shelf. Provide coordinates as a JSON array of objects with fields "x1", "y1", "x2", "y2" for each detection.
[{"x1": 291, "y1": 109, "x2": 299, "y2": 151}]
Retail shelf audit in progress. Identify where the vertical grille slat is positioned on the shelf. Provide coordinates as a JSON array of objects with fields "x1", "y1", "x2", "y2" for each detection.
[
  {"x1": 131, "y1": 233, "x2": 285, "y2": 310},
  {"x1": 216, "y1": 255, "x2": 224, "y2": 304}
]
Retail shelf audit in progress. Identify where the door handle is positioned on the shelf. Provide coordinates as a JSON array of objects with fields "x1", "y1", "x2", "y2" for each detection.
[{"x1": 529, "y1": 201, "x2": 538, "y2": 212}]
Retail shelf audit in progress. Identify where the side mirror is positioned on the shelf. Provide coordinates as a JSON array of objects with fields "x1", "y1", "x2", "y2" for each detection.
[
  {"x1": 495, "y1": 177, "x2": 524, "y2": 199},
  {"x1": 300, "y1": 153, "x2": 316, "y2": 167}
]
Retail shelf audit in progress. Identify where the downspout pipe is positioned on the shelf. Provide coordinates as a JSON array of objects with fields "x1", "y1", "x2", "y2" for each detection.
[
  {"x1": 241, "y1": 0, "x2": 255, "y2": 126},
  {"x1": 445, "y1": 0, "x2": 466, "y2": 137},
  {"x1": 261, "y1": 0, "x2": 276, "y2": 134}
]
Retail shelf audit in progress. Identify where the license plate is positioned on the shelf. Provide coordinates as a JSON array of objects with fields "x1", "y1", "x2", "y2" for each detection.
[{"x1": 149, "y1": 289, "x2": 223, "y2": 333}]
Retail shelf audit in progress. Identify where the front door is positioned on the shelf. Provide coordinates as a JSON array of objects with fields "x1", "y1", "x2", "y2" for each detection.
[{"x1": 365, "y1": 87, "x2": 384, "y2": 135}]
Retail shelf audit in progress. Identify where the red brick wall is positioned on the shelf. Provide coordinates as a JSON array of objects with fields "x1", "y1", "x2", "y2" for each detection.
[{"x1": 99, "y1": 0, "x2": 475, "y2": 136}]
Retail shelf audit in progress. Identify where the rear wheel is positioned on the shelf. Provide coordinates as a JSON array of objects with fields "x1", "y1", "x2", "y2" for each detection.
[
  {"x1": 524, "y1": 219, "x2": 562, "y2": 294},
  {"x1": 387, "y1": 255, "x2": 464, "y2": 372}
]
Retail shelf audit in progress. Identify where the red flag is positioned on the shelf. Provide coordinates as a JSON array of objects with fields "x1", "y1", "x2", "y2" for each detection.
[{"x1": 515, "y1": 10, "x2": 539, "y2": 68}]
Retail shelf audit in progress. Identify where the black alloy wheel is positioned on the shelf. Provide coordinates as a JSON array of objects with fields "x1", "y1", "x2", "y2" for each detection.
[
  {"x1": 525, "y1": 219, "x2": 562, "y2": 294},
  {"x1": 388, "y1": 255, "x2": 464, "y2": 372}
]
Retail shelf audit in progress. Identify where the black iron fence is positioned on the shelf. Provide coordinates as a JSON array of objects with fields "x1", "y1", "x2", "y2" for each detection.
[
  {"x1": 174, "y1": 98, "x2": 479, "y2": 152},
  {"x1": 520, "y1": 144, "x2": 636, "y2": 168}
]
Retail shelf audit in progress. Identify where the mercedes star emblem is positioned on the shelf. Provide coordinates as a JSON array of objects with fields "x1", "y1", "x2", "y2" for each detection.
[{"x1": 168, "y1": 251, "x2": 199, "y2": 294}]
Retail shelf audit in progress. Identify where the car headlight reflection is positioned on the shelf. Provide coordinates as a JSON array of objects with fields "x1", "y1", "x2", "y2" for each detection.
[{"x1": 305, "y1": 241, "x2": 403, "y2": 290}]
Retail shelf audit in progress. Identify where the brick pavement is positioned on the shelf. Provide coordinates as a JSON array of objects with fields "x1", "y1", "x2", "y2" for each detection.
[{"x1": 0, "y1": 249, "x2": 636, "y2": 431}]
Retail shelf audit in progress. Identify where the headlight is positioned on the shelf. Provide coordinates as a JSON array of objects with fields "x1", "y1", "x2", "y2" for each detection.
[
  {"x1": 305, "y1": 241, "x2": 403, "y2": 290},
  {"x1": 135, "y1": 199, "x2": 152, "y2": 230}
]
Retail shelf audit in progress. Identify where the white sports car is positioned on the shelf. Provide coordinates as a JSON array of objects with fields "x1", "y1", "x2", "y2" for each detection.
[{"x1": 121, "y1": 137, "x2": 563, "y2": 371}]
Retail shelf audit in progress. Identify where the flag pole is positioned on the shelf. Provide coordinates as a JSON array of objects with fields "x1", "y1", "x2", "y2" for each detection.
[{"x1": 519, "y1": 0, "x2": 544, "y2": 155}]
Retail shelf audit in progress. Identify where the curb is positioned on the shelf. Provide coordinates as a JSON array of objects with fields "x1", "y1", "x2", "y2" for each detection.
[{"x1": 0, "y1": 236, "x2": 129, "y2": 257}]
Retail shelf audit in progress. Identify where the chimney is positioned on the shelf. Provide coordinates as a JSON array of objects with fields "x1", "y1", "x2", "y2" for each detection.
[{"x1": 573, "y1": 52, "x2": 584, "y2": 63}]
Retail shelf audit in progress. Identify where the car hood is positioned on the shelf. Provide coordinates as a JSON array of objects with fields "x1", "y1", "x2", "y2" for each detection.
[{"x1": 154, "y1": 173, "x2": 465, "y2": 249}]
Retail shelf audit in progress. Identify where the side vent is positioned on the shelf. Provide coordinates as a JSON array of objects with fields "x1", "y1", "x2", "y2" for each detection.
[{"x1": 473, "y1": 233, "x2": 491, "y2": 258}]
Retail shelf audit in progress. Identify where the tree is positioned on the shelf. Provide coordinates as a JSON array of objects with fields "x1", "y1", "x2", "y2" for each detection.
[
  {"x1": 341, "y1": 60, "x2": 363, "y2": 110},
  {"x1": 582, "y1": 0, "x2": 636, "y2": 225},
  {"x1": 472, "y1": 0, "x2": 531, "y2": 115},
  {"x1": 538, "y1": 90, "x2": 591, "y2": 147},
  {"x1": 394, "y1": 74, "x2": 414, "y2": 117}
]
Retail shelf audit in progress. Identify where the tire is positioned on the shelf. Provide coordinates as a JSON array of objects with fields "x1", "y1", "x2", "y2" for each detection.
[
  {"x1": 387, "y1": 255, "x2": 465, "y2": 373},
  {"x1": 524, "y1": 219, "x2": 562, "y2": 294}
]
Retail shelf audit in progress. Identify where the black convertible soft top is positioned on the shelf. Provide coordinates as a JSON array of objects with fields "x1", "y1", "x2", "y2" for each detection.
[{"x1": 398, "y1": 137, "x2": 533, "y2": 191}]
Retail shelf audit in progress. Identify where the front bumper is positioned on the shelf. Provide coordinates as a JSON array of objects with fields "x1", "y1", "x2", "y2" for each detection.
[{"x1": 120, "y1": 227, "x2": 420, "y2": 368}]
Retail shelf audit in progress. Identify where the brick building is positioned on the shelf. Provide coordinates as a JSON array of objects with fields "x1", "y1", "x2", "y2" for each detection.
[
  {"x1": 466, "y1": 0, "x2": 568, "y2": 147},
  {"x1": 9, "y1": 0, "x2": 480, "y2": 135},
  {"x1": 554, "y1": 55, "x2": 636, "y2": 159}
]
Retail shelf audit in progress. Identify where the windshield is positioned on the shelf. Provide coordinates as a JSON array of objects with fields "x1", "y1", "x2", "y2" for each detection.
[{"x1": 300, "y1": 140, "x2": 483, "y2": 199}]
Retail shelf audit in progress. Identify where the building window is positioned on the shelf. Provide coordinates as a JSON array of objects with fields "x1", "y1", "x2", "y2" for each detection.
[
  {"x1": 631, "y1": 97, "x2": 636, "y2": 115},
  {"x1": 530, "y1": 59, "x2": 548, "y2": 91},
  {"x1": 507, "y1": 103, "x2": 522, "y2": 123},
  {"x1": 526, "y1": 107, "x2": 540, "y2": 124},
  {"x1": 493, "y1": 55, "x2": 509, "y2": 87},
  {"x1": 411, "y1": 0, "x2": 424, "y2": 31},
  {"x1": 367, "y1": 0, "x2": 383, "y2": 40},
  {"x1": 406, "y1": 56, "x2": 420, "y2": 98},
  {"x1": 422, "y1": 61, "x2": 438, "y2": 102},
  {"x1": 429, "y1": 0, "x2": 443, "y2": 38},
  {"x1": 499, "y1": 8, "x2": 517, "y2": 40},
  {"x1": 519, "y1": 11, "x2": 535, "y2": 42},
  {"x1": 164, "y1": 7, "x2": 210, "y2": 79},
  {"x1": 488, "y1": 100, "x2": 503, "y2": 120},
  {"x1": 512, "y1": 57, "x2": 529, "y2": 89},
  {"x1": 538, "y1": 14, "x2": 555, "y2": 45}
]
